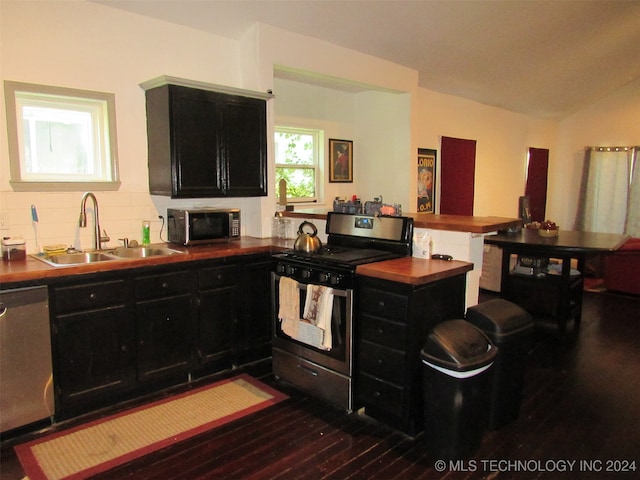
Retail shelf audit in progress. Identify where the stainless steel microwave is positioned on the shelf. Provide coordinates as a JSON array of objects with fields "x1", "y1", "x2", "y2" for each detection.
[{"x1": 167, "y1": 208, "x2": 240, "y2": 245}]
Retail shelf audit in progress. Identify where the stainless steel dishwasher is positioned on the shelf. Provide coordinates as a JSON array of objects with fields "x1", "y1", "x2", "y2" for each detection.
[{"x1": 0, "y1": 285, "x2": 54, "y2": 433}]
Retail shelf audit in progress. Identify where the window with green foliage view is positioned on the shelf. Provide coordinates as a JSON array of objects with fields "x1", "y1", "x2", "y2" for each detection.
[{"x1": 274, "y1": 127, "x2": 320, "y2": 202}]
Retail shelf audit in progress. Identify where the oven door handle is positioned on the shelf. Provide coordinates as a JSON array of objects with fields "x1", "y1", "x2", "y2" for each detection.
[
  {"x1": 272, "y1": 273, "x2": 350, "y2": 298},
  {"x1": 298, "y1": 364, "x2": 319, "y2": 377}
]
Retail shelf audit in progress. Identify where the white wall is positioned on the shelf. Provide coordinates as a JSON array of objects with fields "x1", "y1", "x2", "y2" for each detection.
[
  {"x1": 273, "y1": 78, "x2": 411, "y2": 209},
  {"x1": 553, "y1": 78, "x2": 640, "y2": 229},
  {"x1": 415, "y1": 88, "x2": 558, "y2": 218},
  {"x1": 0, "y1": 1, "x2": 251, "y2": 250}
]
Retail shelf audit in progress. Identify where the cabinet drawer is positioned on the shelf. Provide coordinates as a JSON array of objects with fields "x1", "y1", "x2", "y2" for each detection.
[
  {"x1": 135, "y1": 271, "x2": 193, "y2": 300},
  {"x1": 360, "y1": 316, "x2": 407, "y2": 350},
  {"x1": 358, "y1": 341, "x2": 405, "y2": 384},
  {"x1": 199, "y1": 265, "x2": 237, "y2": 290},
  {"x1": 359, "y1": 288, "x2": 408, "y2": 322},
  {"x1": 54, "y1": 279, "x2": 129, "y2": 314},
  {"x1": 273, "y1": 348, "x2": 352, "y2": 410},
  {"x1": 357, "y1": 372, "x2": 404, "y2": 417}
]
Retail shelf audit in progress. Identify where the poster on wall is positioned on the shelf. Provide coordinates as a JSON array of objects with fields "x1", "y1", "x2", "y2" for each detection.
[{"x1": 417, "y1": 148, "x2": 436, "y2": 213}]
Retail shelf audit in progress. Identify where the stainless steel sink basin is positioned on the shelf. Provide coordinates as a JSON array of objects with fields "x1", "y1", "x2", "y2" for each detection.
[
  {"x1": 32, "y1": 251, "x2": 117, "y2": 267},
  {"x1": 31, "y1": 245, "x2": 184, "y2": 267},
  {"x1": 106, "y1": 246, "x2": 183, "y2": 258}
]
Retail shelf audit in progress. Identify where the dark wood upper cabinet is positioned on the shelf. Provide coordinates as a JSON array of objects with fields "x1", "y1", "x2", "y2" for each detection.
[{"x1": 143, "y1": 81, "x2": 267, "y2": 198}]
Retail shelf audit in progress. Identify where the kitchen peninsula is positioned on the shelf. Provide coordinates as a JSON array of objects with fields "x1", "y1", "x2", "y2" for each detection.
[{"x1": 282, "y1": 209, "x2": 522, "y2": 307}]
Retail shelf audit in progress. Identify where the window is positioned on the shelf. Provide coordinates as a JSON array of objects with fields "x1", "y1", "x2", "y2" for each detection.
[
  {"x1": 4, "y1": 81, "x2": 120, "y2": 191},
  {"x1": 274, "y1": 127, "x2": 321, "y2": 203},
  {"x1": 576, "y1": 146, "x2": 639, "y2": 235}
]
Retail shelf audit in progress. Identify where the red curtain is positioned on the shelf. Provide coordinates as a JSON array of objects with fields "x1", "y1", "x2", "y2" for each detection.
[
  {"x1": 440, "y1": 136, "x2": 477, "y2": 216},
  {"x1": 525, "y1": 148, "x2": 549, "y2": 222}
]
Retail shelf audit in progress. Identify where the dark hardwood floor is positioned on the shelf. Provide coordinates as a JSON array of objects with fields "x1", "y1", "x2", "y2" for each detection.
[{"x1": 2, "y1": 289, "x2": 639, "y2": 479}]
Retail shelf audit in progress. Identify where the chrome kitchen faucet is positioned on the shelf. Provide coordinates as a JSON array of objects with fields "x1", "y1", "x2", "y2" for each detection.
[{"x1": 79, "y1": 192, "x2": 110, "y2": 250}]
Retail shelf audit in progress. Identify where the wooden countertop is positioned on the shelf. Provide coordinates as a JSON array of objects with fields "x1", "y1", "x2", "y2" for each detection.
[
  {"x1": 0, "y1": 238, "x2": 289, "y2": 285},
  {"x1": 356, "y1": 257, "x2": 474, "y2": 286},
  {"x1": 2, "y1": 238, "x2": 473, "y2": 288},
  {"x1": 282, "y1": 209, "x2": 521, "y2": 233}
]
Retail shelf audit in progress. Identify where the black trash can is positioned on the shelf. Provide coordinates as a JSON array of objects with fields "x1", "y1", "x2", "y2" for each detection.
[
  {"x1": 466, "y1": 299, "x2": 533, "y2": 429},
  {"x1": 420, "y1": 319, "x2": 497, "y2": 460}
]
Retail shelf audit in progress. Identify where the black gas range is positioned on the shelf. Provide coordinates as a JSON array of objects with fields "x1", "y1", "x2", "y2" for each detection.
[
  {"x1": 271, "y1": 212, "x2": 414, "y2": 411},
  {"x1": 273, "y1": 212, "x2": 414, "y2": 289}
]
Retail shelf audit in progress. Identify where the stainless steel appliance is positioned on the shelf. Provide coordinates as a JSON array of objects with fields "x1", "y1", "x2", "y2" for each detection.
[
  {"x1": 167, "y1": 208, "x2": 240, "y2": 245},
  {"x1": 271, "y1": 212, "x2": 413, "y2": 411},
  {"x1": 0, "y1": 286, "x2": 54, "y2": 434}
]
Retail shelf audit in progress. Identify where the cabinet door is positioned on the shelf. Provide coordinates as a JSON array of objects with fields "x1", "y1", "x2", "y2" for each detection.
[
  {"x1": 136, "y1": 293, "x2": 195, "y2": 382},
  {"x1": 54, "y1": 306, "x2": 135, "y2": 414},
  {"x1": 146, "y1": 84, "x2": 267, "y2": 198},
  {"x1": 198, "y1": 285, "x2": 237, "y2": 367},
  {"x1": 222, "y1": 95, "x2": 267, "y2": 197},
  {"x1": 237, "y1": 258, "x2": 272, "y2": 364},
  {"x1": 170, "y1": 86, "x2": 225, "y2": 197}
]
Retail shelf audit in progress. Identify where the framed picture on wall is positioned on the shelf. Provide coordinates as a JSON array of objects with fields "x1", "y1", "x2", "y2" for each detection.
[
  {"x1": 329, "y1": 139, "x2": 353, "y2": 183},
  {"x1": 417, "y1": 148, "x2": 436, "y2": 213}
]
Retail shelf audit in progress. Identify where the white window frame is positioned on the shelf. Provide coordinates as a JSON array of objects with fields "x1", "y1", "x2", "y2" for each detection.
[
  {"x1": 274, "y1": 126, "x2": 322, "y2": 203},
  {"x1": 4, "y1": 81, "x2": 120, "y2": 191}
]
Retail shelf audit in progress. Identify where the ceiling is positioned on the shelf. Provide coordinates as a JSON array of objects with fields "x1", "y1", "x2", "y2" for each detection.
[{"x1": 94, "y1": 0, "x2": 640, "y2": 119}]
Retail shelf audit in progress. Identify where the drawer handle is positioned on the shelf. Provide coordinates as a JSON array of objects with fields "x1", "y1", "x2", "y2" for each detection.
[
  {"x1": 374, "y1": 391, "x2": 381, "y2": 398},
  {"x1": 377, "y1": 328, "x2": 384, "y2": 335},
  {"x1": 162, "y1": 282, "x2": 169, "y2": 289},
  {"x1": 378, "y1": 300, "x2": 385, "y2": 309},
  {"x1": 89, "y1": 293, "x2": 97, "y2": 300},
  {"x1": 376, "y1": 358, "x2": 383, "y2": 365}
]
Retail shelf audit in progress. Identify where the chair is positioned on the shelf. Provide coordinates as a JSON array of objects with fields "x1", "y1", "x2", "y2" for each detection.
[{"x1": 604, "y1": 238, "x2": 640, "y2": 295}]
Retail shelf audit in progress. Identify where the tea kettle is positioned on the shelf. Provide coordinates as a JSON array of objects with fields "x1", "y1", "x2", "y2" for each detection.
[{"x1": 294, "y1": 221, "x2": 322, "y2": 253}]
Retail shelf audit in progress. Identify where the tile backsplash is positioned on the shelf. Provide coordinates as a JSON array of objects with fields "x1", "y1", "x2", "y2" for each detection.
[{"x1": 0, "y1": 191, "x2": 162, "y2": 254}]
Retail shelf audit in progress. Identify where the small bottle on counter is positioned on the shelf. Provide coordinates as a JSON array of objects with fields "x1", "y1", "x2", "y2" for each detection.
[{"x1": 142, "y1": 220, "x2": 151, "y2": 245}]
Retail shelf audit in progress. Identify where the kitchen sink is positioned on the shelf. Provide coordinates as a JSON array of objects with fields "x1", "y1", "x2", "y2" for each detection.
[
  {"x1": 32, "y1": 251, "x2": 117, "y2": 266},
  {"x1": 31, "y1": 245, "x2": 184, "y2": 267},
  {"x1": 105, "y1": 246, "x2": 184, "y2": 258}
]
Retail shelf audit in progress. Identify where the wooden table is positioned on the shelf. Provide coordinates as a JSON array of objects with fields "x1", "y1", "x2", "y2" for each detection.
[{"x1": 484, "y1": 229, "x2": 629, "y2": 332}]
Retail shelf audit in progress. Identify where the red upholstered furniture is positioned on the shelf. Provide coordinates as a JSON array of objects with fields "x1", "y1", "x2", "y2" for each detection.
[{"x1": 604, "y1": 238, "x2": 640, "y2": 295}]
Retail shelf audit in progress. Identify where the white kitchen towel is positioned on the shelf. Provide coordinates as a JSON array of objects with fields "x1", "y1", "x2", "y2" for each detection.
[
  {"x1": 303, "y1": 284, "x2": 334, "y2": 350},
  {"x1": 293, "y1": 321, "x2": 326, "y2": 350},
  {"x1": 278, "y1": 276, "x2": 300, "y2": 339}
]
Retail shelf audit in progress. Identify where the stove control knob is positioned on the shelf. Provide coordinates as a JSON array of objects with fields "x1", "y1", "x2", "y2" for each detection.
[
  {"x1": 285, "y1": 265, "x2": 295, "y2": 276},
  {"x1": 276, "y1": 263, "x2": 286, "y2": 274},
  {"x1": 301, "y1": 269, "x2": 312, "y2": 279},
  {"x1": 318, "y1": 272, "x2": 329, "y2": 283}
]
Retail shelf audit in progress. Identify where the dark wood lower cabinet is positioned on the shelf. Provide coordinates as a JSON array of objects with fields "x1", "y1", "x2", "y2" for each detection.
[
  {"x1": 197, "y1": 264, "x2": 238, "y2": 373},
  {"x1": 136, "y1": 293, "x2": 195, "y2": 382},
  {"x1": 50, "y1": 255, "x2": 272, "y2": 420},
  {"x1": 237, "y1": 258, "x2": 273, "y2": 365},
  {"x1": 54, "y1": 305, "x2": 136, "y2": 415},
  {"x1": 355, "y1": 274, "x2": 467, "y2": 436}
]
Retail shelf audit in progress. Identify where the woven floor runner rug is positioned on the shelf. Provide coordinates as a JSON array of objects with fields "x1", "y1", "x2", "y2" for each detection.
[{"x1": 15, "y1": 374, "x2": 287, "y2": 480}]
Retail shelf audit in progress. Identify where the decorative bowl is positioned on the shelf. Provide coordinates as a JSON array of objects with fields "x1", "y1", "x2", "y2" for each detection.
[{"x1": 538, "y1": 228, "x2": 559, "y2": 238}]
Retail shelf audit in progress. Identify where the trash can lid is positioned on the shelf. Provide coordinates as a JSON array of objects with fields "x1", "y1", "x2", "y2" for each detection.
[
  {"x1": 420, "y1": 319, "x2": 497, "y2": 373},
  {"x1": 466, "y1": 299, "x2": 533, "y2": 342}
]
